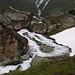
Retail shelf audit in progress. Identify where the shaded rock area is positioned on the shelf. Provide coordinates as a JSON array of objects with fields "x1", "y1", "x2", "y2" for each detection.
[
  {"x1": 16, "y1": 65, "x2": 22, "y2": 71},
  {"x1": 40, "y1": 44, "x2": 54, "y2": 53},
  {"x1": 43, "y1": 12, "x2": 75, "y2": 35},
  {"x1": 0, "y1": 26, "x2": 29, "y2": 66}
]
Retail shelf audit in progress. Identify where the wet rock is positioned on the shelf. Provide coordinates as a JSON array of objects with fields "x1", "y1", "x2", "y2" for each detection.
[
  {"x1": 2, "y1": 57, "x2": 22, "y2": 66},
  {"x1": 16, "y1": 65, "x2": 22, "y2": 71},
  {"x1": 32, "y1": 38, "x2": 54, "y2": 53},
  {"x1": 31, "y1": 22, "x2": 48, "y2": 34},
  {"x1": 36, "y1": 41, "x2": 54, "y2": 53},
  {"x1": 0, "y1": 27, "x2": 29, "y2": 65},
  {"x1": 21, "y1": 51, "x2": 33, "y2": 60}
]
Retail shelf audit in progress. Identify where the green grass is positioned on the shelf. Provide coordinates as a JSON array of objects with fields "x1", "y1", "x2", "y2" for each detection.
[{"x1": 3, "y1": 56, "x2": 75, "y2": 75}]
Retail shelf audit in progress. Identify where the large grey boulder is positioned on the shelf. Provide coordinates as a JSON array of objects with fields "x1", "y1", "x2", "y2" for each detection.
[
  {"x1": 0, "y1": 26, "x2": 29, "y2": 66},
  {"x1": 30, "y1": 55, "x2": 50, "y2": 66},
  {"x1": 0, "y1": 9, "x2": 33, "y2": 30},
  {"x1": 31, "y1": 22, "x2": 48, "y2": 34}
]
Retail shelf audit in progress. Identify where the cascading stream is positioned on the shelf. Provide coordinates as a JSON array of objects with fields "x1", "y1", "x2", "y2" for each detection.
[
  {"x1": 35, "y1": 0, "x2": 50, "y2": 20},
  {"x1": 18, "y1": 29, "x2": 70, "y2": 57},
  {"x1": 0, "y1": 29, "x2": 71, "y2": 74}
]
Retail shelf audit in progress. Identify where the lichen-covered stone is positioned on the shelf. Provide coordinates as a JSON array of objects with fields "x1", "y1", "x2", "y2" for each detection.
[
  {"x1": 31, "y1": 22, "x2": 48, "y2": 34},
  {"x1": 0, "y1": 26, "x2": 29, "y2": 65}
]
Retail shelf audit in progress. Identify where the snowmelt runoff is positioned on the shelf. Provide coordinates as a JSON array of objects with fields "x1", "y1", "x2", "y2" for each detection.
[{"x1": 0, "y1": 29, "x2": 70, "y2": 74}]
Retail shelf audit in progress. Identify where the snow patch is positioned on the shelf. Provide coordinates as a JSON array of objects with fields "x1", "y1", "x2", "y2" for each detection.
[{"x1": 51, "y1": 27, "x2": 75, "y2": 56}]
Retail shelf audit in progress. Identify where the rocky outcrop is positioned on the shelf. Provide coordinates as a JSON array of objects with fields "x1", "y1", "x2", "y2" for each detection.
[
  {"x1": 0, "y1": 26, "x2": 29, "y2": 65},
  {"x1": 30, "y1": 22, "x2": 48, "y2": 34},
  {"x1": 30, "y1": 55, "x2": 50, "y2": 66},
  {"x1": 0, "y1": 9, "x2": 33, "y2": 30},
  {"x1": 43, "y1": 13, "x2": 75, "y2": 35},
  {"x1": 0, "y1": 9, "x2": 35, "y2": 66}
]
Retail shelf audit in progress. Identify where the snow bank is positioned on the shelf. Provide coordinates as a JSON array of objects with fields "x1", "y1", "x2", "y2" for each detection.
[{"x1": 51, "y1": 27, "x2": 75, "y2": 56}]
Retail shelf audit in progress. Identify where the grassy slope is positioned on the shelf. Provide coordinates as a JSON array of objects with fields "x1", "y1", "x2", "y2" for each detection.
[{"x1": 3, "y1": 56, "x2": 75, "y2": 75}]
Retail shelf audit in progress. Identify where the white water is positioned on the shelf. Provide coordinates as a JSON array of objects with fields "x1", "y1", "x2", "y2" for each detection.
[
  {"x1": 35, "y1": 0, "x2": 50, "y2": 20},
  {"x1": 0, "y1": 29, "x2": 70, "y2": 74},
  {"x1": 18, "y1": 29, "x2": 70, "y2": 57}
]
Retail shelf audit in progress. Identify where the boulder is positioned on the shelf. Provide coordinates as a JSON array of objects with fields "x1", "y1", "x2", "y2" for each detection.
[
  {"x1": 0, "y1": 25, "x2": 29, "y2": 65},
  {"x1": 31, "y1": 22, "x2": 48, "y2": 34},
  {"x1": 30, "y1": 55, "x2": 50, "y2": 66},
  {"x1": 36, "y1": 40, "x2": 54, "y2": 53},
  {"x1": 0, "y1": 9, "x2": 33, "y2": 30}
]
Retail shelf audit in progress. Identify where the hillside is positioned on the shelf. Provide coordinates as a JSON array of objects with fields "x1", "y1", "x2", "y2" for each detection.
[{"x1": 3, "y1": 56, "x2": 75, "y2": 75}]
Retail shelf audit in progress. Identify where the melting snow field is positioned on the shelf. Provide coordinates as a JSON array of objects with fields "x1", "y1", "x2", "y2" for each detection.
[{"x1": 51, "y1": 27, "x2": 75, "y2": 56}]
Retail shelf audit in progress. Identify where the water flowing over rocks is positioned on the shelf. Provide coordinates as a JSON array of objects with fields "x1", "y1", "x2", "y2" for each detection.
[{"x1": 0, "y1": 9, "x2": 74, "y2": 74}]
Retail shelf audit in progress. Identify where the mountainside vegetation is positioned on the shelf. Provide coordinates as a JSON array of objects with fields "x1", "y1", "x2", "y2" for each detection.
[{"x1": 3, "y1": 56, "x2": 75, "y2": 75}]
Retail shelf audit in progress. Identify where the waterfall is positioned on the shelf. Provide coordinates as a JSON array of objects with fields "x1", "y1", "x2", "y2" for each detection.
[
  {"x1": 0, "y1": 29, "x2": 70, "y2": 74},
  {"x1": 35, "y1": 0, "x2": 50, "y2": 20},
  {"x1": 18, "y1": 29, "x2": 70, "y2": 57}
]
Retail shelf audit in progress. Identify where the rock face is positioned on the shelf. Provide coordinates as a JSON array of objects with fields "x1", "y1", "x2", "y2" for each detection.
[
  {"x1": 0, "y1": 9, "x2": 33, "y2": 30},
  {"x1": 43, "y1": 13, "x2": 75, "y2": 35},
  {"x1": 30, "y1": 22, "x2": 48, "y2": 34},
  {"x1": 0, "y1": 9, "x2": 31, "y2": 65},
  {"x1": 36, "y1": 40, "x2": 54, "y2": 53},
  {"x1": 0, "y1": 26, "x2": 29, "y2": 65},
  {"x1": 0, "y1": 28, "x2": 28, "y2": 65}
]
